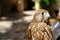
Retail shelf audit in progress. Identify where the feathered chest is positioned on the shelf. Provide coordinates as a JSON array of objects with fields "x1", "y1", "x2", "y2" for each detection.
[
  {"x1": 31, "y1": 22, "x2": 48, "y2": 31},
  {"x1": 29, "y1": 22, "x2": 51, "y2": 40}
]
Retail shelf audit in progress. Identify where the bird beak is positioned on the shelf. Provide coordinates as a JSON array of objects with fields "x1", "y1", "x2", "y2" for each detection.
[
  {"x1": 47, "y1": 13, "x2": 50, "y2": 18},
  {"x1": 46, "y1": 12, "x2": 50, "y2": 18}
]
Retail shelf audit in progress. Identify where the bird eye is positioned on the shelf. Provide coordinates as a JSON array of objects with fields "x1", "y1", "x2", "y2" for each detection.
[{"x1": 42, "y1": 13, "x2": 44, "y2": 15}]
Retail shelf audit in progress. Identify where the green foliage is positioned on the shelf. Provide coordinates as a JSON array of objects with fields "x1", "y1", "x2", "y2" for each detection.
[
  {"x1": 43, "y1": 0, "x2": 49, "y2": 5},
  {"x1": 32, "y1": 0, "x2": 57, "y2": 9},
  {"x1": 40, "y1": 0, "x2": 57, "y2": 9}
]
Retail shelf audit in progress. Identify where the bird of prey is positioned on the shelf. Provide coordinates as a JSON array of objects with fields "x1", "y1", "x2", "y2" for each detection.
[{"x1": 27, "y1": 9, "x2": 53, "y2": 40}]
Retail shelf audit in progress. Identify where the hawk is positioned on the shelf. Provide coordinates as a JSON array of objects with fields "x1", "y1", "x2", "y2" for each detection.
[{"x1": 27, "y1": 9, "x2": 53, "y2": 40}]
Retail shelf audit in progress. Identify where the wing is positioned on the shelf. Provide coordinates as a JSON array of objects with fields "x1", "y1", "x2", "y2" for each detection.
[
  {"x1": 45, "y1": 25, "x2": 53, "y2": 40},
  {"x1": 27, "y1": 23, "x2": 34, "y2": 40},
  {"x1": 27, "y1": 28, "x2": 31, "y2": 40}
]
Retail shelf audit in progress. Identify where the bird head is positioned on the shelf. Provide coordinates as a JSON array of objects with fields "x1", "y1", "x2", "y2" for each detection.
[{"x1": 33, "y1": 10, "x2": 50, "y2": 22}]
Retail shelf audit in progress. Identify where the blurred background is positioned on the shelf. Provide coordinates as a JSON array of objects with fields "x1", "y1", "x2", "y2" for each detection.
[{"x1": 0, "y1": 0, "x2": 60, "y2": 40}]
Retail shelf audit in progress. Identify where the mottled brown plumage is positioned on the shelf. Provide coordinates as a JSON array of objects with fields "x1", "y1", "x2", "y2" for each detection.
[{"x1": 27, "y1": 9, "x2": 53, "y2": 40}]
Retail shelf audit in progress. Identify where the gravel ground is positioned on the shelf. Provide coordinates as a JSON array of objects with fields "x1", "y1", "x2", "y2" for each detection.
[
  {"x1": 0, "y1": 21, "x2": 29, "y2": 40},
  {"x1": 0, "y1": 22, "x2": 29, "y2": 40}
]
